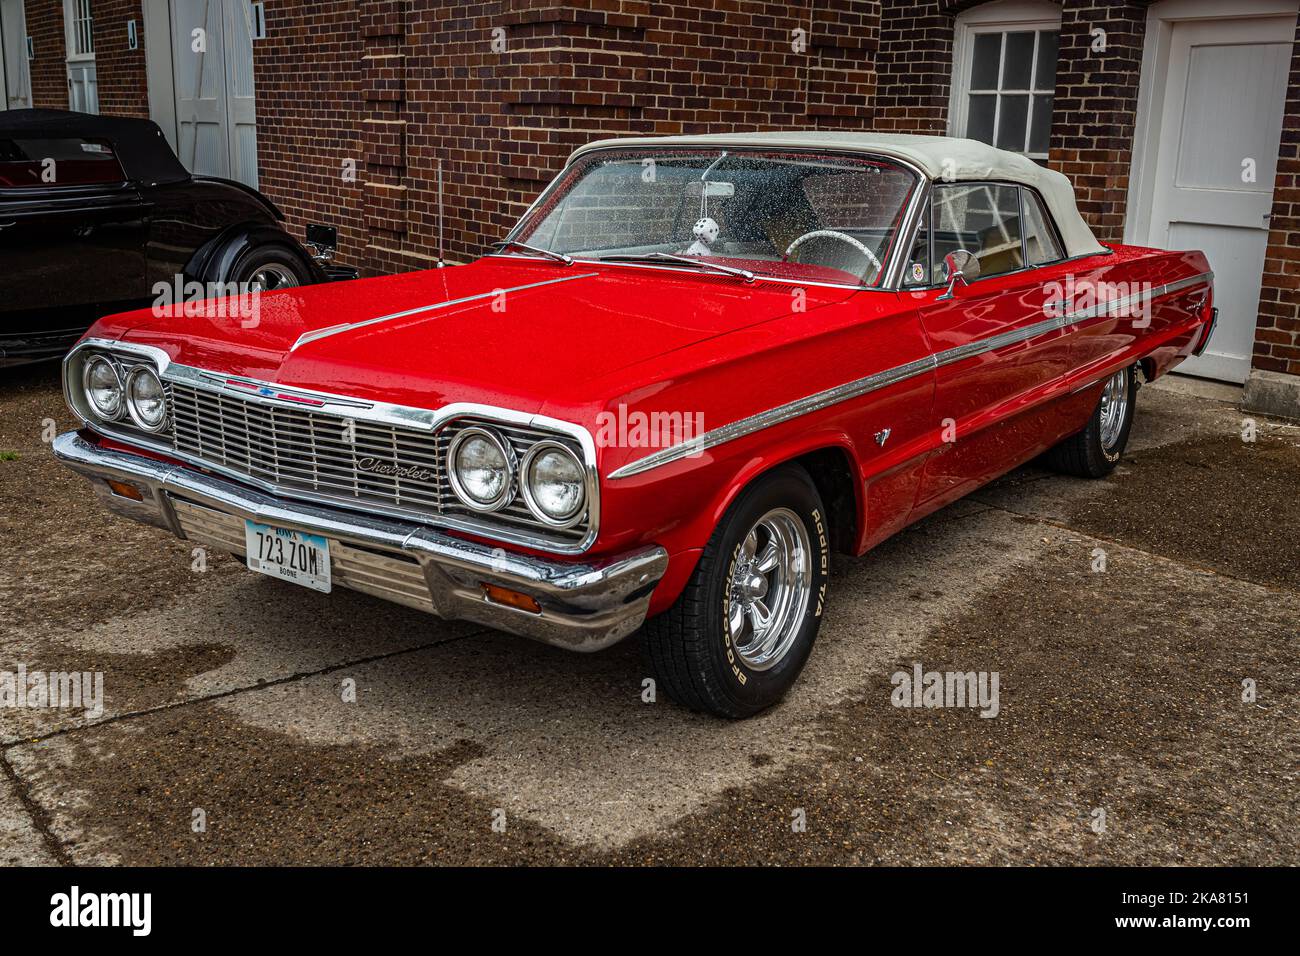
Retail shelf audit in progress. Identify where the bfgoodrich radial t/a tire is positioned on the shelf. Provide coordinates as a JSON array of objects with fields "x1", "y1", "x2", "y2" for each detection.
[
  {"x1": 1043, "y1": 364, "x2": 1137, "y2": 479},
  {"x1": 642, "y1": 464, "x2": 831, "y2": 719}
]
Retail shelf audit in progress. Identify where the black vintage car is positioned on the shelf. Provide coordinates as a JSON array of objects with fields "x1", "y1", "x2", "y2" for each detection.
[{"x1": 0, "y1": 109, "x2": 355, "y2": 367}]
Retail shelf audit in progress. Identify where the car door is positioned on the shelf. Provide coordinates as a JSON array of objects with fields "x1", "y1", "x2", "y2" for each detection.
[
  {"x1": 905, "y1": 182, "x2": 1073, "y2": 513},
  {"x1": 0, "y1": 134, "x2": 148, "y2": 319}
]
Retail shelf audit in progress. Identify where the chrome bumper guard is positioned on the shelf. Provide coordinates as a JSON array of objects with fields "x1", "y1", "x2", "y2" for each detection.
[{"x1": 54, "y1": 432, "x2": 667, "y2": 652}]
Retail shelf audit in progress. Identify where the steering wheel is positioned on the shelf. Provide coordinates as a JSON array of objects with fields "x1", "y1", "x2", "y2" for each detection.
[{"x1": 784, "y1": 229, "x2": 882, "y2": 279}]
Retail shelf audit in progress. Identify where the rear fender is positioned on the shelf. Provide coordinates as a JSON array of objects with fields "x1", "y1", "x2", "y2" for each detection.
[{"x1": 184, "y1": 222, "x2": 323, "y2": 285}]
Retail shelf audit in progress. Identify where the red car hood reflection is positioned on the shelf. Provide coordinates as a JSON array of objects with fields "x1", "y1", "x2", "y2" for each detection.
[{"x1": 112, "y1": 257, "x2": 856, "y2": 414}]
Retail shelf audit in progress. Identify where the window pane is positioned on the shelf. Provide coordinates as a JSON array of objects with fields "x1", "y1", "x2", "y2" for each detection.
[
  {"x1": 0, "y1": 137, "x2": 123, "y2": 188},
  {"x1": 1034, "y1": 31, "x2": 1058, "y2": 90},
  {"x1": 996, "y1": 95, "x2": 1029, "y2": 151},
  {"x1": 933, "y1": 183, "x2": 1024, "y2": 278},
  {"x1": 1002, "y1": 32, "x2": 1035, "y2": 89},
  {"x1": 967, "y1": 94, "x2": 996, "y2": 145},
  {"x1": 970, "y1": 33, "x2": 1002, "y2": 89},
  {"x1": 1021, "y1": 189, "x2": 1064, "y2": 264},
  {"x1": 1029, "y1": 94, "x2": 1053, "y2": 154}
]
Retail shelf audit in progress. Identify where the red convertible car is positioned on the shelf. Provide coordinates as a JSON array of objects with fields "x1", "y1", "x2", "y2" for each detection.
[{"x1": 54, "y1": 133, "x2": 1215, "y2": 717}]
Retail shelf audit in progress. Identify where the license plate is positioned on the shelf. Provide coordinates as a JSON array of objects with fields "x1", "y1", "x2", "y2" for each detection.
[{"x1": 244, "y1": 520, "x2": 331, "y2": 593}]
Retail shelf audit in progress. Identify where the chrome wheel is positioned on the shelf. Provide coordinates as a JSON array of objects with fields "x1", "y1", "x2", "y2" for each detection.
[
  {"x1": 726, "y1": 507, "x2": 812, "y2": 671},
  {"x1": 1099, "y1": 368, "x2": 1130, "y2": 454},
  {"x1": 246, "y1": 263, "x2": 300, "y2": 292}
]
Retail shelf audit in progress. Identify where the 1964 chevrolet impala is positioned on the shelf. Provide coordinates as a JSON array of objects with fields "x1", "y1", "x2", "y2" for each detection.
[{"x1": 54, "y1": 133, "x2": 1215, "y2": 717}]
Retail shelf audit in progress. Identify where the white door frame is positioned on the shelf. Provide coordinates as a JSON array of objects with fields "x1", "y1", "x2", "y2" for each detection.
[
  {"x1": 143, "y1": 0, "x2": 178, "y2": 149},
  {"x1": 1126, "y1": 0, "x2": 1298, "y2": 244},
  {"x1": 0, "y1": 9, "x2": 8, "y2": 110}
]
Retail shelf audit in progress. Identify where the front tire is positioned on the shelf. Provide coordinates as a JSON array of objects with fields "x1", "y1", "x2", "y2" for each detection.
[
  {"x1": 1043, "y1": 364, "x2": 1137, "y2": 478},
  {"x1": 642, "y1": 464, "x2": 831, "y2": 718}
]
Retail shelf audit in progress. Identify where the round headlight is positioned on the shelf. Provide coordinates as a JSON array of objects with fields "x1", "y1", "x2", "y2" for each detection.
[
  {"x1": 522, "y1": 442, "x2": 586, "y2": 527},
  {"x1": 449, "y1": 428, "x2": 515, "y2": 511},
  {"x1": 126, "y1": 366, "x2": 167, "y2": 431},
  {"x1": 83, "y1": 355, "x2": 124, "y2": 419}
]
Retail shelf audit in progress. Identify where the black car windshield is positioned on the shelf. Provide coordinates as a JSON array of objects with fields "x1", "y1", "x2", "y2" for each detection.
[{"x1": 509, "y1": 148, "x2": 919, "y2": 287}]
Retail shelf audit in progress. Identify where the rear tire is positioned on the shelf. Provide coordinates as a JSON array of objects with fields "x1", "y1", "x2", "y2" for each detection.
[
  {"x1": 642, "y1": 464, "x2": 831, "y2": 719},
  {"x1": 227, "y1": 244, "x2": 312, "y2": 292},
  {"x1": 1043, "y1": 365, "x2": 1137, "y2": 478}
]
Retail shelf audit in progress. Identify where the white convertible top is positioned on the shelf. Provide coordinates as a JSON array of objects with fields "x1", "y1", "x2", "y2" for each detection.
[{"x1": 569, "y1": 131, "x2": 1109, "y2": 260}]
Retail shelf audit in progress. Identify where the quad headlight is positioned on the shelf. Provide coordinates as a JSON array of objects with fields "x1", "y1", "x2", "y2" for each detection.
[
  {"x1": 125, "y1": 365, "x2": 167, "y2": 431},
  {"x1": 521, "y1": 441, "x2": 586, "y2": 527},
  {"x1": 83, "y1": 355, "x2": 124, "y2": 419},
  {"x1": 448, "y1": 427, "x2": 515, "y2": 512}
]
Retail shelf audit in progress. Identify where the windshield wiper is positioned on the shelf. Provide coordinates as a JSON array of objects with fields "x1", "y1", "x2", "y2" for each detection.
[
  {"x1": 490, "y1": 239, "x2": 573, "y2": 266},
  {"x1": 597, "y1": 252, "x2": 755, "y2": 283}
]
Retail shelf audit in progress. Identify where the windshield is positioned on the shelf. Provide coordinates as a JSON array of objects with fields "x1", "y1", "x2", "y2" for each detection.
[{"x1": 508, "y1": 148, "x2": 920, "y2": 287}]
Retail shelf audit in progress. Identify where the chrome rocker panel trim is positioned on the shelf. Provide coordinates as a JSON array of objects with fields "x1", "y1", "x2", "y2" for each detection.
[
  {"x1": 54, "y1": 431, "x2": 666, "y2": 652},
  {"x1": 610, "y1": 270, "x2": 1215, "y2": 479}
]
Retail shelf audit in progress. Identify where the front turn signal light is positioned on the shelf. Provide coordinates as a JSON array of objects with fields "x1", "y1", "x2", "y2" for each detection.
[{"x1": 481, "y1": 583, "x2": 541, "y2": 614}]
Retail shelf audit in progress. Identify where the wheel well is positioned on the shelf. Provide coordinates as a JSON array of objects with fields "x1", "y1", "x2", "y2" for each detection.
[{"x1": 790, "y1": 446, "x2": 858, "y2": 555}]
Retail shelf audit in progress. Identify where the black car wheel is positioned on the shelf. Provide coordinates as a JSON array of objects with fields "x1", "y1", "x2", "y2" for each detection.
[
  {"x1": 1043, "y1": 364, "x2": 1138, "y2": 478},
  {"x1": 642, "y1": 464, "x2": 831, "y2": 719},
  {"x1": 228, "y1": 244, "x2": 312, "y2": 292}
]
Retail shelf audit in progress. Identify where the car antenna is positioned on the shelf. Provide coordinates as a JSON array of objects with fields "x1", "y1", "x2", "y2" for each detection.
[{"x1": 436, "y1": 158, "x2": 446, "y2": 268}]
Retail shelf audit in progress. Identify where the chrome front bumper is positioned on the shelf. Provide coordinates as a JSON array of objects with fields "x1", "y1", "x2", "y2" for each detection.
[{"x1": 53, "y1": 431, "x2": 668, "y2": 651}]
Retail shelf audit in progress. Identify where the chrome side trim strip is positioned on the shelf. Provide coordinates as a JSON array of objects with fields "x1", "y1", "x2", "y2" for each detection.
[
  {"x1": 609, "y1": 270, "x2": 1215, "y2": 479},
  {"x1": 608, "y1": 355, "x2": 938, "y2": 479},
  {"x1": 290, "y1": 272, "x2": 600, "y2": 351}
]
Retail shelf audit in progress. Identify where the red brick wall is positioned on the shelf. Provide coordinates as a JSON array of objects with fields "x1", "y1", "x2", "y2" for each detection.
[
  {"x1": 93, "y1": 0, "x2": 148, "y2": 118},
  {"x1": 24, "y1": 0, "x2": 69, "y2": 109},
  {"x1": 1257, "y1": 14, "x2": 1300, "y2": 376},
  {"x1": 1048, "y1": 2, "x2": 1147, "y2": 246},
  {"x1": 256, "y1": 0, "x2": 883, "y2": 276}
]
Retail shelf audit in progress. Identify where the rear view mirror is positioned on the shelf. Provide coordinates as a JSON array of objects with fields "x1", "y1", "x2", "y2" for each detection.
[{"x1": 685, "y1": 181, "x2": 735, "y2": 199}]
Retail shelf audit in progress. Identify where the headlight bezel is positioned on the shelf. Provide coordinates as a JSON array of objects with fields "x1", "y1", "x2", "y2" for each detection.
[
  {"x1": 125, "y1": 365, "x2": 169, "y2": 432},
  {"x1": 82, "y1": 354, "x2": 125, "y2": 420},
  {"x1": 520, "y1": 439, "x2": 587, "y2": 529},
  {"x1": 447, "y1": 426, "x2": 517, "y2": 513}
]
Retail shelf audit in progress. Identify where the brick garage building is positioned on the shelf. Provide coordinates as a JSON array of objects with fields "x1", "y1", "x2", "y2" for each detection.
[{"x1": 2, "y1": 0, "x2": 1299, "y2": 407}]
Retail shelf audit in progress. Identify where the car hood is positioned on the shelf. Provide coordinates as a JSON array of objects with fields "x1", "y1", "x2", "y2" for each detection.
[{"x1": 109, "y1": 257, "x2": 855, "y2": 414}]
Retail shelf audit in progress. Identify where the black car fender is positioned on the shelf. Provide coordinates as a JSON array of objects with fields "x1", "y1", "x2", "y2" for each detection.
[{"x1": 184, "y1": 221, "x2": 325, "y2": 286}]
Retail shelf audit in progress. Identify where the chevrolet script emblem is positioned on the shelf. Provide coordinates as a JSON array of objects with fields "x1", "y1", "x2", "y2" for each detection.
[{"x1": 356, "y1": 457, "x2": 434, "y2": 482}]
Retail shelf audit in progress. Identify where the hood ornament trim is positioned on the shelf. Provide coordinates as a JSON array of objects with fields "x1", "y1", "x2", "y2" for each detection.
[{"x1": 290, "y1": 272, "x2": 600, "y2": 352}]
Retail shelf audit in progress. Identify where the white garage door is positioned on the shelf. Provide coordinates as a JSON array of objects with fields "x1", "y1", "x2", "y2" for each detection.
[
  {"x1": 170, "y1": 0, "x2": 258, "y2": 187},
  {"x1": 1143, "y1": 15, "x2": 1293, "y2": 383}
]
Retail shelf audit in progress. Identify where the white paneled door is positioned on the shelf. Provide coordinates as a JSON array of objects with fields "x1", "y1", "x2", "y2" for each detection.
[
  {"x1": 170, "y1": 0, "x2": 258, "y2": 188},
  {"x1": 1145, "y1": 16, "x2": 1293, "y2": 383},
  {"x1": 0, "y1": 0, "x2": 32, "y2": 109}
]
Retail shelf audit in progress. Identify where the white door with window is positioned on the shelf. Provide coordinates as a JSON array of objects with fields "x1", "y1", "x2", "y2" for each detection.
[
  {"x1": 170, "y1": 0, "x2": 258, "y2": 187},
  {"x1": 64, "y1": 0, "x2": 97, "y2": 112},
  {"x1": 1137, "y1": 14, "x2": 1293, "y2": 383},
  {"x1": 1, "y1": 0, "x2": 33, "y2": 109}
]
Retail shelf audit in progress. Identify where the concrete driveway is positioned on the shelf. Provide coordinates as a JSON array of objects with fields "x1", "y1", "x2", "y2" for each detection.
[{"x1": 2, "y1": 364, "x2": 1296, "y2": 865}]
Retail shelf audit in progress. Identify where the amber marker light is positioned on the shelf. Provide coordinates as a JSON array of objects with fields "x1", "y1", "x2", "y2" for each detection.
[
  {"x1": 481, "y1": 583, "x2": 542, "y2": 614},
  {"x1": 105, "y1": 479, "x2": 144, "y2": 501}
]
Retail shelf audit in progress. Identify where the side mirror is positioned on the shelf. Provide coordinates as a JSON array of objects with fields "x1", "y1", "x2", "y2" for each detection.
[{"x1": 937, "y1": 249, "x2": 980, "y2": 300}]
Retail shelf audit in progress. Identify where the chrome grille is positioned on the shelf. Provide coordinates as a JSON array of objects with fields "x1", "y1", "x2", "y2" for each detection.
[{"x1": 163, "y1": 383, "x2": 588, "y2": 545}]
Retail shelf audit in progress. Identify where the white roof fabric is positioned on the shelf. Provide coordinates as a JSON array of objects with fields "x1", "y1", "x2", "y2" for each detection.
[{"x1": 568, "y1": 131, "x2": 1109, "y2": 260}]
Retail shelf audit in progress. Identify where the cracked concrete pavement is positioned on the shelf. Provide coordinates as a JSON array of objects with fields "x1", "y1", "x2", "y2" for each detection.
[{"x1": 1, "y1": 363, "x2": 1296, "y2": 864}]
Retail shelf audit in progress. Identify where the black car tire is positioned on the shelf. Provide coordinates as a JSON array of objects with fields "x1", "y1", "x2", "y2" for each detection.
[
  {"x1": 642, "y1": 464, "x2": 831, "y2": 719},
  {"x1": 227, "y1": 243, "x2": 313, "y2": 292},
  {"x1": 1043, "y1": 364, "x2": 1138, "y2": 479}
]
